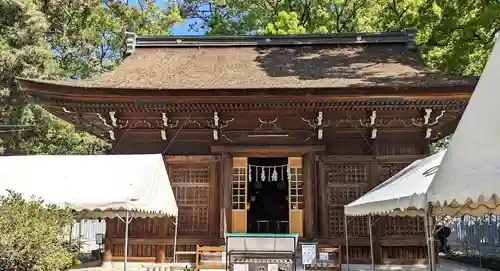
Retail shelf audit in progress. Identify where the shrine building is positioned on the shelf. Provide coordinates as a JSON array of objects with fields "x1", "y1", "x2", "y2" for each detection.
[{"x1": 17, "y1": 29, "x2": 477, "y2": 265}]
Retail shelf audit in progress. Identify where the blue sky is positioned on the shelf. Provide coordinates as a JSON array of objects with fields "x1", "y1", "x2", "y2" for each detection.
[
  {"x1": 171, "y1": 18, "x2": 206, "y2": 35},
  {"x1": 126, "y1": 0, "x2": 206, "y2": 35}
]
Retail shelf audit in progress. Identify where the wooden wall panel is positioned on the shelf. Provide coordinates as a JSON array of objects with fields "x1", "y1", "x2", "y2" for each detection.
[
  {"x1": 166, "y1": 157, "x2": 218, "y2": 236},
  {"x1": 323, "y1": 163, "x2": 369, "y2": 238},
  {"x1": 326, "y1": 134, "x2": 371, "y2": 155},
  {"x1": 377, "y1": 132, "x2": 424, "y2": 156},
  {"x1": 319, "y1": 149, "x2": 427, "y2": 264},
  {"x1": 105, "y1": 155, "x2": 220, "y2": 260}
]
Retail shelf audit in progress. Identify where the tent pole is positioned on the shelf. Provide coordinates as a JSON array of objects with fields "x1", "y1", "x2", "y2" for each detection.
[
  {"x1": 344, "y1": 214, "x2": 349, "y2": 271},
  {"x1": 173, "y1": 216, "x2": 179, "y2": 263},
  {"x1": 424, "y1": 211, "x2": 432, "y2": 271},
  {"x1": 428, "y1": 209, "x2": 436, "y2": 271},
  {"x1": 368, "y1": 215, "x2": 374, "y2": 271},
  {"x1": 124, "y1": 210, "x2": 130, "y2": 271}
]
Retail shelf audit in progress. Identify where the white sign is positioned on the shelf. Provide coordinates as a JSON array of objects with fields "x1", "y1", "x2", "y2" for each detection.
[
  {"x1": 301, "y1": 244, "x2": 316, "y2": 265},
  {"x1": 234, "y1": 264, "x2": 248, "y2": 271},
  {"x1": 319, "y1": 252, "x2": 329, "y2": 261},
  {"x1": 268, "y1": 263, "x2": 279, "y2": 271}
]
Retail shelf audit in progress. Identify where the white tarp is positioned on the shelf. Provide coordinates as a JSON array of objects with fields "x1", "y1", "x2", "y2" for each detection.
[
  {"x1": 428, "y1": 33, "x2": 500, "y2": 216},
  {"x1": 345, "y1": 151, "x2": 445, "y2": 217},
  {"x1": 0, "y1": 154, "x2": 178, "y2": 218},
  {"x1": 345, "y1": 34, "x2": 500, "y2": 218}
]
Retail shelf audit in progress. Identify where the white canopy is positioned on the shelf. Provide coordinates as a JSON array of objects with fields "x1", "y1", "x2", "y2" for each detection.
[
  {"x1": 428, "y1": 33, "x2": 500, "y2": 216},
  {"x1": 0, "y1": 154, "x2": 178, "y2": 218},
  {"x1": 345, "y1": 151, "x2": 445, "y2": 217},
  {"x1": 345, "y1": 34, "x2": 500, "y2": 218}
]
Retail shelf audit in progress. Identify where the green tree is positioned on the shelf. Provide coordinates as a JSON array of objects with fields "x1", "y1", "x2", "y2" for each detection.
[
  {"x1": 260, "y1": 11, "x2": 307, "y2": 34},
  {"x1": 181, "y1": 0, "x2": 499, "y2": 76},
  {"x1": 0, "y1": 0, "x2": 63, "y2": 154},
  {"x1": 1, "y1": 0, "x2": 181, "y2": 155},
  {"x1": 45, "y1": 0, "x2": 182, "y2": 78},
  {"x1": 0, "y1": 191, "x2": 75, "y2": 270}
]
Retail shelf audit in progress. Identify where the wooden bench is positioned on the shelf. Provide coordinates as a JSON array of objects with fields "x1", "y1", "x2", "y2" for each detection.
[{"x1": 195, "y1": 245, "x2": 225, "y2": 271}]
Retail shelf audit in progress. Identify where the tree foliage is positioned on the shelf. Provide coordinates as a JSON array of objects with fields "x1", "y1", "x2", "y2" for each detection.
[
  {"x1": 0, "y1": 191, "x2": 75, "y2": 271},
  {"x1": 0, "y1": 0, "x2": 181, "y2": 155},
  {"x1": 182, "y1": 0, "x2": 499, "y2": 76}
]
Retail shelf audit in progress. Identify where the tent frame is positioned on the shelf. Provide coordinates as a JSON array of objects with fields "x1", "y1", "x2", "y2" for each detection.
[
  {"x1": 114, "y1": 210, "x2": 179, "y2": 271},
  {"x1": 343, "y1": 211, "x2": 437, "y2": 271}
]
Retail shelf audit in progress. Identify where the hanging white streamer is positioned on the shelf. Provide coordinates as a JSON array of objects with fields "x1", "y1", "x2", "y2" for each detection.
[{"x1": 247, "y1": 164, "x2": 288, "y2": 182}]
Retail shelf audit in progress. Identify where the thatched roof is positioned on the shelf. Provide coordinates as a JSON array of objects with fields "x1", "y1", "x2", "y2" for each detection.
[{"x1": 18, "y1": 30, "x2": 477, "y2": 91}]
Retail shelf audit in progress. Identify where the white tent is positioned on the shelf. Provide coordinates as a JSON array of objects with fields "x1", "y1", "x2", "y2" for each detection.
[
  {"x1": 427, "y1": 32, "x2": 500, "y2": 217},
  {"x1": 344, "y1": 33, "x2": 500, "y2": 271},
  {"x1": 344, "y1": 150, "x2": 445, "y2": 217},
  {"x1": 0, "y1": 154, "x2": 178, "y2": 271},
  {"x1": 344, "y1": 151, "x2": 445, "y2": 271}
]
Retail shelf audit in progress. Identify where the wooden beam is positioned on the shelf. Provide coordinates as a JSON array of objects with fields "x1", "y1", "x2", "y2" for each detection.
[
  {"x1": 210, "y1": 145, "x2": 325, "y2": 156},
  {"x1": 19, "y1": 78, "x2": 475, "y2": 100},
  {"x1": 320, "y1": 154, "x2": 426, "y2": 162}
]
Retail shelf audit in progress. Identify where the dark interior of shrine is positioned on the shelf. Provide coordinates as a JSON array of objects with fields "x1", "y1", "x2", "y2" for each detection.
[{"x1": 247, "y1": 157, "x2": 289, "y2": 233}]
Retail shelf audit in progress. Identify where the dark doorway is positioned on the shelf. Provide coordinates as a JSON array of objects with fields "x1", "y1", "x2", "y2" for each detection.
[{"x1": 247, "y1": 157, "x2": 289, "y2": 233}]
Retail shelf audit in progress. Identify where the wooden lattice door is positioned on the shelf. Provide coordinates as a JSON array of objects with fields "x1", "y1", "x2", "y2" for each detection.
[
  {"x1": 231, "y1": 157, "x2": 248, "y2": 233},
  {"x1": 288, "y1": 157, "x2": 304, "y2": 237}
]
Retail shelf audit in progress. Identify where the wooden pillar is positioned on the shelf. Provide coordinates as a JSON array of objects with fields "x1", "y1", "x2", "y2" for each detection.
[
  {"x1": 156, "y1": 245, "x2": 166, "y2": 263},
  {"x1": 209, "y1": 161, "x2": 219, "y2": 237},
  {"x1": 303, "y1": 152, "x2": 316, "y2": 239},
  {"x1": 102, "y1": 242, "x2": 113, "y2": 262},
  {"x1": 156, "y1": 217, "x2": 167, "y2": 263},
  {"x1": 369, "y1": 163, "x2": 382, "y2": 264},
  {"x1": 103, "y1": 218, "x2": 113, "y2": 263},
  {"x1": 221, "y1": 152, "x2": 232, "y2": 234},
  {"x1": 103, "y1": 238, "x2": 112, "y2": 262},
  {"x1": 318, "y1": 158, "x2": 328, "y2": 238}
]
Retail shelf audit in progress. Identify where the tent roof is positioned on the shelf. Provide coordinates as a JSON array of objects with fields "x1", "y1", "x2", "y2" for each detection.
[
  {"x1": 344, "y1": 151, "x2": 445, "y2": 217},
  {"x1": 0, "y1": 154, "x2": 177, "y2": 218},
  {"x1": 428, "y1": 34, "x2": 500, "y2": 215},
  {"x1": 345, "y1": 36, "x2": 500, "y2": 218}
]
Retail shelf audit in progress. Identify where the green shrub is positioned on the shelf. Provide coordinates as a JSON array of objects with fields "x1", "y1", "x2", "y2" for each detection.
[{"x1": 0, "y1": 191, "x2": 75, "y2": 270}]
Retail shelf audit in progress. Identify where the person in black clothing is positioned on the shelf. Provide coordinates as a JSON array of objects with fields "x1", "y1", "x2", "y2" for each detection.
[{"x1": 435, "y1": 225, "x2": 451, "y2": 253}]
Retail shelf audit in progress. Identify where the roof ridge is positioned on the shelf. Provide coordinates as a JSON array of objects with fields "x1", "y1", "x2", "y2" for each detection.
[{"x1": 126, "y1": 28, "x2": 417, "y2": 52}]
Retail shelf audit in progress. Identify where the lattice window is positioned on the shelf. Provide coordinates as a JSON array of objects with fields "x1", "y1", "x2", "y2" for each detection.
[
  {"x1": 289, "y1": 167, "x2": 304, "y2": 210},
  {"x1": 382, "y1": 217, "x2": 425, "y2": 236},
  {"x1": 327, "y1": 164, "x2": 368, "y2": 184},
  {"x1": 378, "y1": 163, "x2": 410, "y2": 184},
  {"x1": 378, "y1": 163, "x2": 425, "y2": 236},
  {"x1": 325, "y1": 163, "x2": 369, "y2": 237},
  {"x1": 232, "y1": 160, "x2": 247, "y2": 210},
  {"x1": 113, "y1": 218, "x2": 165, "y2": 238},
  {"x1": 327, "y1": 207, "x2": 368, "y2": 237},
  {"x1": 327, "y1": 186, "x2": 368, "y2": 206},
  {"x1": 170, "y1": 165, "x2": 211, "y2": 234}
]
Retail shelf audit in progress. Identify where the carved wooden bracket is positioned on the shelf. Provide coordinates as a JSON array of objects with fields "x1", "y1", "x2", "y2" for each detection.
[
  {"x1": 95, "y1": 112, "x2": 128, "y2": 141},
  {"x1": 412, "y1": 108, "x2": 446, "y2": 138},
  {"x1": 301, "y1": 112, "x2": 331, "y2": 140},
  {"x1": 156, "y1": 113, "x2": 179, "y2": 140},
  {"x1": 207, "y1": 112, "x2": 234, "y2": 141},
  {"x1": 345, "y1": 110, "x2": 379, "y2": 139}
]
